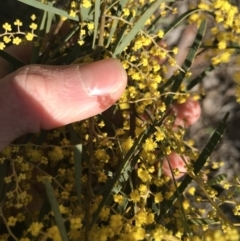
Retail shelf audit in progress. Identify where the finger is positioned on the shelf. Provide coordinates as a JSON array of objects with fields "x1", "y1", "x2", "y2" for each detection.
[{"x1": 0, "y1": 58, "x2": 127, "y2": 150}]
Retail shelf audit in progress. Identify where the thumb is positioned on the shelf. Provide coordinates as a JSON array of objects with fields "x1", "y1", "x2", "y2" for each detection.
[{"x1": 0, "y1": 59, "x2": 127, "y2": 150}]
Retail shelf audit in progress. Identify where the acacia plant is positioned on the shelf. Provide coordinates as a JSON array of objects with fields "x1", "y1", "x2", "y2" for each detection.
[{"x1": 0, "y1": 0, "x2": 240, "y2": 240}]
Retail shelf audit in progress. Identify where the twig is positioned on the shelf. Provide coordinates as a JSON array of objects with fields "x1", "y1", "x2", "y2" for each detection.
[{"x1": 0, "y1": 208, "x2": 18, "y2": 241}]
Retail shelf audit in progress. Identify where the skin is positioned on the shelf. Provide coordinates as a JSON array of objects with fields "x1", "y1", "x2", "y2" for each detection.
[{"x1": 0, "y1": 44, "x2": 127, "y2": 151}]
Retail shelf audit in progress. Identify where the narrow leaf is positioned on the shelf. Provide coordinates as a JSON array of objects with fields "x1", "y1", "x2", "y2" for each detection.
[
  {"x1": 207, "y1": 173, "x2": 227, "y2": 186},
  {"x1": 187, "y1": 64, "x2": 214, "y2": 90},
  {"x1": 74, "y1": 144, "x2": 83, "y2": 205},
  {"x1": 38, "y1": 198, "x2": 51, "y2": 222},
  {"x1": 79, "y1": 6, "x2": 93, "y2": 21},
  {"x1": 113, "y1": 0, "x2": 174, "y2": 56},
  {"x1": 164, "y1": 20, "x2": 207, "y2": 106},
  {"x1": 106, "y1": 0, "x2": 128, "y2": 47},
  {"x1": 112, "y1": 14, "x2": 133, "y2": 54},
  {"x1": 0, "y1": 50, "x2": 25, "y2": 68},
  {"x1": 31, "y1": 10, "x2": 47, "y2": 64},
  {"x1": 46, "y1": 11, "x2": 54, "y2": 34},
  {"x1": 67, "y1": 124, "x2": 81, "y2": 145},
  {"x1": 188, "y1": 218, "x2": 218, "y2": 226},
  {"x1": 44, "y1": 179, "x2": 69, "y2": 241},
  {"x1": 92, "y1": 0, "x2": 101, "y2": 48},
  {"x1": 17, "y1": 0, "x2": 79, "y2": 21}
]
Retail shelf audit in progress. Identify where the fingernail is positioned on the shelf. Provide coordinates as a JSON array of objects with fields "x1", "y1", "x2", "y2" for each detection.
[{"x1": 78, "y1": 59, "x2": 127, "y2": 96}]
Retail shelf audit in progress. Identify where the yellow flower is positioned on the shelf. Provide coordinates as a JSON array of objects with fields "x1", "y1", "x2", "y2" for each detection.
[
  {"x1": 172, "y1": 7, "x2": 178, "y2": 14},
  {"x1": 70, "y1": 217, "x2": 82, "y2": 229},
  {"x1": 110, "y1": 214, "x2": 123, "y2": 229},
  {"x1": 130, "y1": 190, "x2": 141, "y2": 202},
  {"x1": 172, "y1": 47, "x2": 178, "y2": 54},
  {"x1": 143, "y1": 138, "x2": 157, "y2": 151},
  {"x1": 99, "y1": 207, "x2": 110, "y2": 221},
  {"x1": 78, "y1": 39, "x2": 84, "y2": 45},
  {"x1": 154, "y1": 192, "x2": 163, "y2": 203},
  {"x1": 98, "y1": 171, "x2": 107, "y2": 182},
  {"x1": 12, "y1": 37, "x2": 22, "y2": 45},
  {"x1": 28, "y1": 222, "x2": 44, "y2": 237},
  {"x1": 165, "y1": 191, "x2": 173, "y2": 199},
  {"x1": 94, "y1": 149, "x2": 110, "y2": 162},
  {"x1": 7, "y1": 216, "x2": 17, "y2": 226},
  {"x1": 3, "y1": 36, "x2": 11, "y2": 44},
  {"x1": 218, "y1": 40, "x2": 227, "y2": 49},
  {"x1": 3, "y1": 23, "x2": 12, "y2": 31},
  {"x1": 31, "y1": 14, "x2": 36, "y2": 21},
  {"x1": 137, "y1": 168, "x2": 152, "y2": 182},
  {"x1": 123, "y1": 8, "x2": 130, "y2": 16},
  {"x1": 165, "y1": 146, "x2": 171, "y2": 155},
  {"x1": 160, "y1": 3, "x2": 165, "y2": 9},
  {"x1": 4, "y1": 176, "x2": 12, "y2": 184},
  {"x1": 220, "y1": 51, "x2": 231, "y2": 63},
  {"x1": 198, "y1": 3, "x2": 210, "y2": 10},
  {"x1": 131, "y1": 227, "x2": 146, "y2": 240},
  {"x1": 0, "y1": 42, "x2": 6, "y2": 50},
  {"x1": 29, "y1": 23, "x2": 38, "y2": 30},
  {"x1": 25, "y1": 32, "x2": 34, "y2": 41},
  {"x1": 59, "y1": 204, "x2": 68, "y2": 214},
  {"x1": 121, "y1": 137, "x2": 134, "y2": 152},
  {"x1": 225, "y1": 228, "x2": 240, "y2": 241},
  {"x1": 69, "y1": 9, "x2": 77, "y2": 17},
  {"x1": 157, "y1": 30, "x2": 164, "y2": 38},
  {"x1": 61, "y1": 191, "x2": 70, "y2": 199},
  {"x1": 136, "y1": 210, "x2": 154, "y2": 225},
  {"x1": 187, "y1": 186, "x2": 196, "y2": 195},
  {"x1": 122, "y1": 60, "x2": 129, "y2": 69},
  {"x1": 182, "y1": 200, "x2": 190, "y2": 210},
  {"x1": 188, "y1": 13, "x2": 201, "y2": 23},
  {"x1": 87, "y1": 22, "x2": 94, "y2": 30},
  {"x1": 80, "y1": 29, "x2": 86, "y2": 36},
  {"x1": 146, "y1": 212, "x2": 154, "y2": 224},
  {"x1": 81, "y1": 0, "x2": 92, "y2": 8},
  {"x1": 114, "y1": 194, "x2": 124, "y2": 205},
  {"x1": 48, "y1": 146, "x2": 64, "y2": 162},
  {"x1": 138, "y1": 184, "x2": 147, "y2": 194},
  {"x1": 152, "y1": 225, "x2": 168, "y2": 240},
  {"x1": 47, "y1": 226, "x2": 61, "y2": 241},
  {"x1": 154, "y1": 127, "x2": 165, "y2": 141},
  {"x1": 14, "y1": 19, "x2": 22, "y2": 26}
]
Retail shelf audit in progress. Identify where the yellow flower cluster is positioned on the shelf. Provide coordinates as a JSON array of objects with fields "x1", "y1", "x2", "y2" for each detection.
[
  {"x1": 2, "y1": 0, "x2": 240, "y2": 240},
  {"x1": 0, "y1": 15, "x2": 38, "y2": 49}
]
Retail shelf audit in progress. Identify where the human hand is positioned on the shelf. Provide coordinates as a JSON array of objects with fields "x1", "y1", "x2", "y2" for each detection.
[{"x1": 0, "y1": 45, "x2": 127, "y2": 151}]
